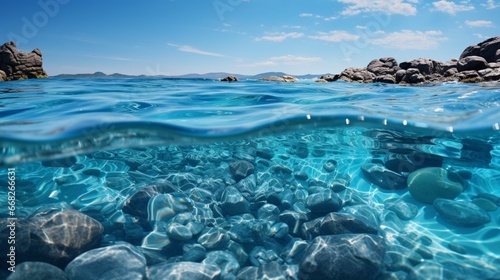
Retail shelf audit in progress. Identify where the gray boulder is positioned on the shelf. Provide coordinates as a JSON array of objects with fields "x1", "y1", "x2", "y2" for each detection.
[
  {"x1": 0, "y1": 41, "x2": 48, "y2": 81},
  {"x1": 460, "y1": 36, "x2": 500, "y2": 62},
  {"x1": 339, "y1": 67, "x2": 375, "y2": 83},
  {"x1": 367, "y1": 57, "x2": 399, "y2": 75},
  {"x1": 458, "y1": 70, "x2": 483, "y2": 83},
  {"x1": 374, "y1": 74, "x2": 396, "y2": 83},
  {"x1": 442, "y1": 59, "x2": 458, "y2": 73},
  {"x1": 399, "y1": 58, "x2": 442, "y2": 75},
  {"x1": 318, "y1": 74, "x2": 339, "y2": 82},
  {"x1": 482, "y1": 68, "x2": 500, "y2": 81},
  {"x1": 457, "y1": 56, "x2": 489, "y2": 72},
  {"x1": 221, "y1": 75, "x2": 239, "y2": 82}
]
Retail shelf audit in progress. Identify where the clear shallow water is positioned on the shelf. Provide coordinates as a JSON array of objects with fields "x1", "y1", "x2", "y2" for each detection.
[{"x1": 0, "y1": 78, "x2": 500, "y2": 279}]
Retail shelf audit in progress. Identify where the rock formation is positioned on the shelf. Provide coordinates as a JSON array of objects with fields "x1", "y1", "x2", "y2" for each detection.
[
  {"x1": 221, "y1": 75, "x2": 239, "y2": 82},
  {"x1": 0, "y1": 41, "x2": 48, "y2": 81},
  {"x1": 259, "y1": 75, "x2": 298, "y2": 82},
  {"x1": 332, "y1": 36, "x2": 500, "y2": 84}
]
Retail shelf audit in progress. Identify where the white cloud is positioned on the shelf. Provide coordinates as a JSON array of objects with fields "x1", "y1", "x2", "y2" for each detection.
[
  {"x1": 270, "y1": 55, "x2": 322, "y2": 65},
  {"x1": 432, "y1": 0, "x2": 474, "y2": 15},
  {"x1": 337, "y1": 0, "x2": 417, "y2": 15},
  {"x1": 465, "y1": 20, "x2": 494, "y2": 27},
  {"x1": 240, "y1": 55, "x2": 321, "y2": 67},
  {"x1": 254, "y1": 32, "x2": 304, "y2": 42},
  {"x1": 482, "y1": 0, "x2": 499, "y2": 9},
  {"x1": 167, "y1": 43, "x2": 225, "y2": 57},
  {"x1": 370, "y1": 30, "x2": 448, "y2": 49},
  {"x1": 309, "y1": 30, "x2": 360, "y2": 42},
  {"x1": 473, "y1": 33, "x2": 488, "y2": 39},
  {"x1": 299, "y1": 13, "x2": 336, "y2": 21}
]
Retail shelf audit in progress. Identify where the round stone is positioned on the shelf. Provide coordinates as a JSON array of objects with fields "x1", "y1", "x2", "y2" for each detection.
[
  {"x1": 433, "y1": 198, "x2": 491, "y2": 228},
  {"x1": 323, "y1": 159, "x2": 337, "y2": 173},
  {"x1": 407, "y1": 167, "x2": 464, "y2": 204}
]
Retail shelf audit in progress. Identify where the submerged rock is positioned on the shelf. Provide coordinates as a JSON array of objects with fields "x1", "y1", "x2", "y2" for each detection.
[
  {"x1": 6, "y1": 262, "x2": 67, "y2": 280},
  {"x1": 299, "y1": 234, "x2": 385, "y2": 280},
  {"x1": 0, "y1": 209, "x2": 103, "y2": 267},
  {"x1": 305, "y1": 189, "x2": 342, "y2": 214},
  {"x1": 361, "y1": 163, "x2": 407, "y2": 190},
  {"x1": 123, "y1": 182, "x2": 177, "y2": 218},
  {"x1": 65, "y1": 242, "x2": 147, "y2": 280},
  {"x1": 433, "y1": 198, "x2": 491, "y2": 227},
  {"x1": 407, "y1": 167, "x2": 464, "y2": 204},
  {"x1": 148, "y1": 262, "x2": 221, "y2": 280},
  {"x1": 229, "y1": 160, "x2": 255, "y2": 182}
]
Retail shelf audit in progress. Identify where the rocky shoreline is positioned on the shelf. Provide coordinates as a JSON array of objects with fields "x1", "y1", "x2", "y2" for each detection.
[
  {"x1": 2, "y1": 36, "x2": 499, "y2": 84},
  {"x1": 223, "y1": 36, "x2": 500, "y2": 84},
  {"x1": 0, "y1": 41, "x2": 47, "y2": 82}
]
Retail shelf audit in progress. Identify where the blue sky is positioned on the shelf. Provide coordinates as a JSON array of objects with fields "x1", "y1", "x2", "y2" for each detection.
[{"x1": 2, "y1": 0, "x2": 499, "y2": 75}]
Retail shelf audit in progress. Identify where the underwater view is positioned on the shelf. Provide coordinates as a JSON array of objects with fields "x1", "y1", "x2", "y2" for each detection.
[{"x1": 0, "y1": 78, "x2": 499, "y2": 279}]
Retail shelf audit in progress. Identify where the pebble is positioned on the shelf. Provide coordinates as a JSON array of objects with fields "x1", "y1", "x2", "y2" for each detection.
[
  {"x1": 257, "y1": 204, "x2": 281, "y2": 224},
  {"x1": 167, "y1": 223, "x2": 193, "y2": 241},
  {"x1": 229, "y1": 160, "x2": 255, "y2": 182},
  {"x1": 294, "y1": 171, "x2": 309, "y2": 181},
  {"x1": 198, "y1": 228, "x2": 230, "y2": 250},
  {"x1": 268, "y1": 222, "x2": 289, "y2": 238},
  {"x1": 220, "y1": 186, "x2": 250, "y2": 216},
  {"x1": 448, "y1": 242, "x2": 468, "y2": 254},
  {"x1": 305, "y1": 189, "x2": 342, "y2": 214},
  {"x1": 202, "y1": 251, "x2": 240, "y2": 278},
  {"x1": 323, "y1": 159, "x2": 337, "y2": 172},
  {"x1": 386, "y1": 200, "x2": 419, "y2": 220},
  {"x1": 279, "y1": 211, "x2": 308, "y2": 236}
]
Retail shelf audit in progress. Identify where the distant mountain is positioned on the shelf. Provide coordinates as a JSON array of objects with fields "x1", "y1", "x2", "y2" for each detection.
[{"x1": 53, "y1": 71, "x2": 328, "y2": 80}]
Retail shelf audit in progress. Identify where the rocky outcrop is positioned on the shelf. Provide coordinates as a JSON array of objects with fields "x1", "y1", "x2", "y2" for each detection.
[
  {"x1": 460, "y1": 36, "x2": 500, "y2": 63},
  {"x1": 0, "y1": 41, "x2": 48, "y2": 81},
  {"x1": 259, "y1": 75, "x2": 298, "y2": 82},
  {"x1": 331, "y1": 36, "x2": 500, "y2": 84},
  {"x1": 221, "y1": 75, "x2": 239, "y2": 82},
  {"x1": 316, "y1": 74, "x2": 339, "y2": 82}
]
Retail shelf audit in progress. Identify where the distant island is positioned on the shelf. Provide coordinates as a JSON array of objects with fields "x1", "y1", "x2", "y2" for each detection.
[{"x1": 52, "y1": 71, "x2": 327, "y2": 80}]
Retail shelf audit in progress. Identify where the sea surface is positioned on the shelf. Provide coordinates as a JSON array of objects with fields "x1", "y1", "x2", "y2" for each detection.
[{"x1": 0, "y1": 78, "x2": 499, "y2": 279}]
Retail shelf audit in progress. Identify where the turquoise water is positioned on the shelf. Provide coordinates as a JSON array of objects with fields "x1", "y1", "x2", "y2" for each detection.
[{"x1": 1, "y1": 78, "x2": 500, "y2": 279}]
